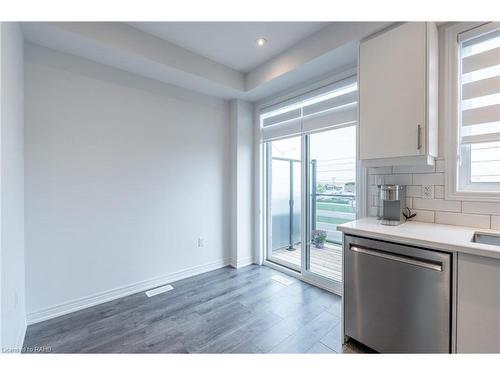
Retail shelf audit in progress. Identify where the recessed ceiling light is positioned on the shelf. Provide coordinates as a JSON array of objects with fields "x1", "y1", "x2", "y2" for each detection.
[{"x1": 256, "y1": 37, "x2": 267, "y2": 47}]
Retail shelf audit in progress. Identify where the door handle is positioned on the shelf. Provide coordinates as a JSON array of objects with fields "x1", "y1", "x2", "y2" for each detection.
[
  {"x1": 350, "y1": 245, "x2": 442, "y2": 272},
  {"x1": 417, "y1": 124, "x2": 422, "y2": 150}
]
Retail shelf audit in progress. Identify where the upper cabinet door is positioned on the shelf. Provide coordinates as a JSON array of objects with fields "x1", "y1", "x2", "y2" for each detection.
[{"x1": 359, "y1": 22, "x2": 429, "y2": 162}]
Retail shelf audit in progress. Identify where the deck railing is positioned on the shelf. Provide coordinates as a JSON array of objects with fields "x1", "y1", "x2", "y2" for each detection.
[{"x1": 271, "y1": 157, "x2": 356, "y2": 250}]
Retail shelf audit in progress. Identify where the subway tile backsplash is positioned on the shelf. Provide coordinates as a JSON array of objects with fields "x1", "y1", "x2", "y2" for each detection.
[
  {"x1": 434, "y1": 185, "x2": 444, "y2": 199},
  {"x1": 412, "y1": 197, "x2": 461, "y2": 212},
  {"x1": 412, "y1": 173, "x2": 444, "y2": 185},
  {"x1": 492, "y1": 216, "x2": 500, "y2": 230},
  {"x1": 367, "y1": 158, "x2": 500, "y2": 230},
  {"x1": 461, "y1": 201, "x2": 500, "y2": 216},
  {"x1": 384, "y1": 174, "x2": 413, "y2": 185},
  {"x1": 435, "y1": 211, "x2": 491, "y2": 229}
]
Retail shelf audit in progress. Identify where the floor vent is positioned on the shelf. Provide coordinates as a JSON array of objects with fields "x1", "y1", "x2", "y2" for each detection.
[
  {"x1": 272, "y1": 275, "x2": 294, "y2": 286},
  {"x1": 145, "y1": 284, "x2": 174, "y2": 297}
]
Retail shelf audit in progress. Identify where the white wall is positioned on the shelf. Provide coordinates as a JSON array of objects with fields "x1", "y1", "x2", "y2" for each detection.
[
  {"x1": 24, "y1": 44, "x2": 231, "y2": 322},
  {"x1": 1, "y1": 22, "x2": 26, "y2": 351},
  {"x1": 230, "y1": 100, "x2": 254, "y2": 268}
]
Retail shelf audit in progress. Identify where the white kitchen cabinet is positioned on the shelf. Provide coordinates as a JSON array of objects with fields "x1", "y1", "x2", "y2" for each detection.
[
  {"x1": 457, "y1": 253, "x2": 500, "y2": 353},
  {"x1": 359, "y1": 22, "x2": 438, "y2": 167}
]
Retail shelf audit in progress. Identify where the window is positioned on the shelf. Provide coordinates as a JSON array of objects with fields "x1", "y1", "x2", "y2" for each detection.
[
  {"x1": 459, "y1": 23, "x2": 500, "y2": 191},
  {"x1": 445, "y1": 22, "x2": 500, "y2": 200}
]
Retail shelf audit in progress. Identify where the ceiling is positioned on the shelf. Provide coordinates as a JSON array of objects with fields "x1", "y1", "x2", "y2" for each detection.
[
  {"x1": 128, "y1": 22, "x2": 329, "y2": 72},
  {"x1": 22, "y1": 22, "x2": 391, "y2": 101}
]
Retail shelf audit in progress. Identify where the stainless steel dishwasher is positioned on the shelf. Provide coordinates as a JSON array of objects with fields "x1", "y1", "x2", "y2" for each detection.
[{"x1": 344, "y1": 235, "x2": 452, "y2": 353}]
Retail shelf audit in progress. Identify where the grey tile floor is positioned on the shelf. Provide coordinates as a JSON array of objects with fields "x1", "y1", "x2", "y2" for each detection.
[{"x1": 23, "y1": 265, "x2": 360, "y2": 354}]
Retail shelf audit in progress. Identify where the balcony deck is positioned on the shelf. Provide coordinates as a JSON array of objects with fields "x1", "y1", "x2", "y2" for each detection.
[{"x1": 271, "y1": 244, "x2": 342, "y2": 283}]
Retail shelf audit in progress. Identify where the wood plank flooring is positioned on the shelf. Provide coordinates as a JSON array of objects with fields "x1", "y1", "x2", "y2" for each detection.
[{"x1": 22, "y1": 265, "x2": 355, "y2": 354}]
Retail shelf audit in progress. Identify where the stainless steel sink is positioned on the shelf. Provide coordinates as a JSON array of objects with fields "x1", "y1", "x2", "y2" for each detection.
[{"x1": 472, "y1": 232, "x2": 500, "y2": 246}]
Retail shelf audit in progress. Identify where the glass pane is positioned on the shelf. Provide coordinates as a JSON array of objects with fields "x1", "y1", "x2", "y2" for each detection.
[
  {"x1": 462, "y1": 92, "x2": 500, "y2": 110},
  {"x1": 470, "y1": 141, "x2": 500, "y2": 182},
  {"x1": 462, "y1": 64, "x2": 500, "y2": 84},
  {"x1": 462, "y1": 30, "x2": 500, "y2": 57},
  {"x1": 309, "y1": 126, "x2": 356, "y2": 282},
  {"x1": 268, "y1": 137, "x2": 302, "y2": 270},
  {"x1": 462, "y1": 121, "x2": 500, "y2": 137}
]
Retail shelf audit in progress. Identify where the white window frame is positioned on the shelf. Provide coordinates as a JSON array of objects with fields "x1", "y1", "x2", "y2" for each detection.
[{"x1": 444, "y1": 22, "x2": 500, "y2": 202}]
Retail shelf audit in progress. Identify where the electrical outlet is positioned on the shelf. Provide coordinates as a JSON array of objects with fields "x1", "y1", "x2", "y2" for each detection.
[
  {"x1": 198, "y1": 237, "x2": 204, "y2": 247},
  {"x1": 422, "y1": 185, "x2": 434, "y2": 199}
]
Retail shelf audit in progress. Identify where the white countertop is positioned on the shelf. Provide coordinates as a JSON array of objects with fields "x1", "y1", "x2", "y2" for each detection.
[{"x1": 337, "y1": 217, "x2": 500, "y2": 259}]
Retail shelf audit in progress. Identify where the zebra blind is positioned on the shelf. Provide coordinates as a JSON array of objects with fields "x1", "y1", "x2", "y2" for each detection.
[
  {"x1": 260, "y1": 76, "x2": 357, "y2": 142},
  {"x1": 459, "y1": 23, "x2": 500, "y2": 183}
]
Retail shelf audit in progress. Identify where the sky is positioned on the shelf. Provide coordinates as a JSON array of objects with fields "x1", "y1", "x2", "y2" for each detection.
[{"x1": 271, "y1": 125, "x2": 356, "y2": 185}]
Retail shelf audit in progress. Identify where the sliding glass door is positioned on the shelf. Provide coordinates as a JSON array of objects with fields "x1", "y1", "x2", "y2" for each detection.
[{"x1": 264, "y1": 126, "x2": 356, "y2": 291}]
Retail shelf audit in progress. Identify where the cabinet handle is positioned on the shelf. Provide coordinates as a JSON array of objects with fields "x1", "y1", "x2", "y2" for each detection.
[{"x1": 417, "y1": 124, "x2": 422, "y2": 150}]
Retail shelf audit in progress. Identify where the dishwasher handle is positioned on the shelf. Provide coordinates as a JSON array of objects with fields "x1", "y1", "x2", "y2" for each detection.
[{"x1": 350, "y1": 245, "x2": 443, "y2": 272}]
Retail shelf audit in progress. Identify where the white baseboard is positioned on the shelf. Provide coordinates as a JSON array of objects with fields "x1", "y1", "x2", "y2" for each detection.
[
  {"x1": 236, "y1": 256, "x2": 255, "y2": 269},
  {"x1": 27, "y1": 258, "x2": 232, "y2": 325},
  {"x1": 1, "y1": 319, "x2": 27, "y2": 353},
  {"x1": 229, "y1": 256, "x2": 255, "y2": 269}
]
